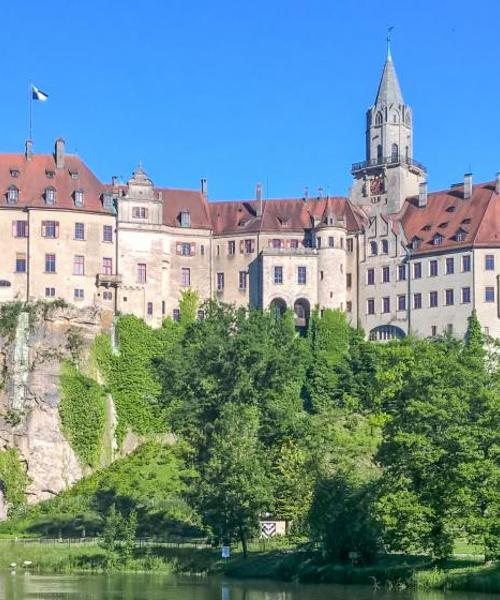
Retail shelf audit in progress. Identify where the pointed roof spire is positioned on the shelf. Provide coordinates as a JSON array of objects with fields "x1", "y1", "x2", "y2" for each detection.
[{"x1": 374, "y1": 28, "x2": 403, "y2": 107}]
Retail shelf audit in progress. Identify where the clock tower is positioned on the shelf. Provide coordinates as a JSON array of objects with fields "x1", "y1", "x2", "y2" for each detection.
[{"x1": 350, "y1": 45, "x2": 426, "y2": 214}]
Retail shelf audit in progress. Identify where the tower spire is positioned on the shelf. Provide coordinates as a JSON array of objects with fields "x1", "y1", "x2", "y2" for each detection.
[
  {"x1": 386, "y1": 26, "x2": 394, "y2": 59},
  {"x1": 374, "y1": 34, "x2": 403, "y2": 107}
]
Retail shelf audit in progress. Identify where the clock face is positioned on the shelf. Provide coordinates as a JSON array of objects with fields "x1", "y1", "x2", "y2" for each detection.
[{"x1": 370, "y1": 175, "x2": 385, "y2": 195}]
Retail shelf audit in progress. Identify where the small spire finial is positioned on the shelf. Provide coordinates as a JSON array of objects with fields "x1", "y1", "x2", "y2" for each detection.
[{"x1": 386, "y1": 26, "x2": 394, "y2": 59}]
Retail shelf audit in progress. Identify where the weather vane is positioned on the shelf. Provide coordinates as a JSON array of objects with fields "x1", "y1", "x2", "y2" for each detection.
[{"x1": 387, "y1": 26, "x2": 394, "y2": 57}]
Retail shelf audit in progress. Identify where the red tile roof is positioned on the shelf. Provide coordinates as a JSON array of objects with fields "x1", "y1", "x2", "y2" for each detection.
[
  {"x1": 0, "y1": 153, "x2": 111, "y2": 214},
  {"x1": 395, "y1": 181, "x2": 499, "y2": 254}
]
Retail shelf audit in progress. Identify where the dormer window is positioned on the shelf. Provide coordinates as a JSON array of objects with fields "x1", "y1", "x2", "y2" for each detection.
[
  {"x1": 278, "y1": 216, "x2": 290, "y2": 228},
  {"x1": 381, "y1": 239, "x2": 389, "y2": 254},
  {"x1": 180, "y1": 210, "x2": 191, "y2": 228},
  {"x1": 45, "y1": 170, "x2": 55, "y2": 179},
  {"x1": 461, "y1": 218, "x2": 471, "y2": 225},
  {"x1": 102, "y1": 193, "x2": 114, "y2": 211},
  {"x1": 45, "y1": 187, "x2": 56, "y2": 205},
  {"x1": 74, "y1": 189, "x2": 84, "y2": 207},
  {"x1": 69, "y1": 169, "x2": 79, "y2": 179},
  {"x1": 370, "y1": 241, "x2": 378, "y2": 256},
  {"x1": 422, "y1": 224, "x2": 431, "y2": 231},
  {"x1": 446, "y1": 205, "x2": 456, "y2": 213},
  {"x1": 438, "y1": 222, "x2": 448, "y2": 228},
  {"x1": 433, "y1": 233, "x2": 443, "y2": 246},
  {"x1": 10, "y1": 169, "x2": 20, "y2": 178},
  {"x1": 455, "y1": 229, "x2": 467, "y2": 242},
  {"x1": 7, "y1": 185, "x2": 19, "y2": 204},
  {"x1": 411, "y1": 237, "x2": 421, "y2": 249}
]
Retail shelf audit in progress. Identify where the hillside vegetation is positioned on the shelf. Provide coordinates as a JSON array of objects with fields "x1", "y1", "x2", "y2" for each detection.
[{"x1": 1, "y1": 295, "x2": 500, "y2": 575}]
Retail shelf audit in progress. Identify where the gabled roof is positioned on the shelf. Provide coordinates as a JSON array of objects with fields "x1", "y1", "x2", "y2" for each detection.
[
  {"x1": 394, "y1": 181, "x2": 499, "y2": 254},
  {"x1": 0, "y1": 153, "x2": 111, "y2": 213}
]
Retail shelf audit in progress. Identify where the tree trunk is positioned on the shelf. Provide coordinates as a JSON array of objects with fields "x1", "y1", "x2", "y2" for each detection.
[{"x1": 239, "y1": 526, "x2": 248, "y2": 559}]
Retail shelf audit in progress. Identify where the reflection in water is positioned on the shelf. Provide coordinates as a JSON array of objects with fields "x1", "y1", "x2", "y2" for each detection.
[{"x1": 0, "y1": 573, "x2": 496, "y2": 600}]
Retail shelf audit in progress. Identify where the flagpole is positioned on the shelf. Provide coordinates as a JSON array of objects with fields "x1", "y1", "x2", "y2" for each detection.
[{"x1": 28, "y1": 80, "x2": 33, "y2": 141}]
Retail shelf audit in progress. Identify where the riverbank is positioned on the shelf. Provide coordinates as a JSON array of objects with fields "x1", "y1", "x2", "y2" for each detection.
[{"x1": 2, "y1": 541, "x2": 500, "y2": 594}]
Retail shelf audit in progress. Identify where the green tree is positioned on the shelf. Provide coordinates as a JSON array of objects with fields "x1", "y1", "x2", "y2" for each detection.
[
  {"x1": 178, "y1": 288, "x2": 199, "y2": 329},
  {"x1": 198, "y1": 403, "x2": 271, "y2": 557}
]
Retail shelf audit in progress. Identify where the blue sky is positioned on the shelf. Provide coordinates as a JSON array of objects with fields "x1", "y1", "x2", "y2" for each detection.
[{"x1": 2, "y1": 0, "x2": 499, "y2": 199}]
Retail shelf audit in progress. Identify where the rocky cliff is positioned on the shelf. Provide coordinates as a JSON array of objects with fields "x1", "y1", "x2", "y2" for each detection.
[{"x1": 0, "y1": 303, "x2": 114, "y2": 517}]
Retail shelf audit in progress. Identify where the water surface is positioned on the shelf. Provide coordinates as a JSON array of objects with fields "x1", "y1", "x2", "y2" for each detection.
[{"x1": 0, "y1": 573, "x2": 493, "y2": 600}]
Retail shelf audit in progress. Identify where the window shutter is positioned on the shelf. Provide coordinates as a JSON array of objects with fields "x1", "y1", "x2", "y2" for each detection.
[
  {"x1": 55, "y1": 222, "x2": 60, "y2": 238},
  {"x1": 25, "y1": 222, "x2": 29, "y2": 237},
  {"x1": 251, "y1": 240, "x2": 255, "y2": 252},
  {"x1": 41, "y1": 221, "x2": 46, "y2": 237},
  {"x1": 190, "y1": 243, "x2": 196, "y2": 256},
  {"x1": 176, "y1": 243, "x2": 182, "y2": 255},
  {"x1": 239, "y1": 240, "x2": 244, "y2": 253},
  {"x1": 268, "y1": 239, "x2": 273, "y2": 247},
  {"x1": 12, "y1": 221, "x2": 17, "y2": 237}
]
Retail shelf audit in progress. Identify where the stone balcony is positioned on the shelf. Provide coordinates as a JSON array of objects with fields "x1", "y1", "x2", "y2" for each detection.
[
  {"x1": 96, "y1": 274, "x2": 122, "y2": 287},
  {"x1": 261, "y1": 248, "x2": 318, "y2": 257}
]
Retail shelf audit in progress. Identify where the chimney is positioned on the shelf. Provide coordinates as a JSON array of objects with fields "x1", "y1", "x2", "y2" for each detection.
[
  {"x1": 304, "y1": 186, "x2": 309, "y2": 201},
  {"x1": 418, "y1": 181, "x2": 428, "y2": 208},
  {"x1": 464, "y1": 172, "x2": 472, "y2": 199},
  {"x1": 201, "y1": 177, "x2": 208, "y2": 197},
  {"x1": 111, "y1": 175, "x2": 118, "y2": 187},
  {"x1": 495, "y1": 172, "x2": 500, "y2": 195},
  {"x1": 55, "y1": 138, "x2": 65, "y2": 169},
  {"x1": 25, "y1": 139, "x2": 33, "y2": 161},
  {"x1": 255, "y1": 182, "x2": 263, "y2": 217}
]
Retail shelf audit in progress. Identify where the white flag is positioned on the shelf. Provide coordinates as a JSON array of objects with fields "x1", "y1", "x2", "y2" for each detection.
[{"x1": 32, "y1": 85, "x2": 48, "y2": 102}]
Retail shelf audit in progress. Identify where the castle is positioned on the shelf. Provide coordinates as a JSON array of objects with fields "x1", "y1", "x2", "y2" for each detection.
[{"x1": 0, "y1": 50, "x2": 498, "y2": 339}]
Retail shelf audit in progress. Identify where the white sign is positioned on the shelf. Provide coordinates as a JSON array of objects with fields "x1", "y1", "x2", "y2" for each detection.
[{"x1": 221, "y1": 545, "x2": 230, "y2": 559}]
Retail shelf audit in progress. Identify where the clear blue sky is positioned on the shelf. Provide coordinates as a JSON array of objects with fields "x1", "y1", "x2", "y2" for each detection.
[{"x1": 2, "y1": 0, "x2": 499, "y2": 199}]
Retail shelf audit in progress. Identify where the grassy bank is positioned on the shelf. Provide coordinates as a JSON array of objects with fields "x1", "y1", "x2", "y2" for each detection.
[{"x1": 2, "y1": 540, "x2": 500, "y2": 594}]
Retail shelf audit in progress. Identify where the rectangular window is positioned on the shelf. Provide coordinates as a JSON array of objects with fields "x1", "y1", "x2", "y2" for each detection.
[
  {"x1": 462, "y1": 287, "x2": 471, "y2": 304},
  {"x1": 429, "y1": 291, "x2": 438, "y2": 308},
  {"x1": 446, "y1": 257, "x2": 454, "y2": 274},
  {"x1": 485, "y1": 254, "x2": 495, "y2": 270},
  {"x1": 446, "y1": 324, "x2": 453, "y2": 335},
  {"x1": 73, "y1": 255, "x2": 85, "y2": 275},
  {"x1": 367, "y1": 298, "x2": 375, "y2": 315},
  {"x1": 462, "y1": 254, "x2": 471, "y2": 272},
  {"x1": 45, "y1": 253, "x2": 56, "y2": 273},
  {"x1": 181, "y1": 267, "x2": 190, "y2": 287},
  {"x1": 147, "y1": 302, "x2": 153, "y2": 316},
  {"x1": 181, "y1": 243, "x2": 191, "y2": 256},
  {"x1": 15, "y1": 254, "x2": 26, "y2": 273},
  {"x1": 485, "y1": 286, "x2": 495, "y2": 302},
  {"x1": 274, "y1": 266, "x2": 283, "y2": 285},
  {"x1": 320, "y1": 271, "x2": 324, "y2": 281},
  {"x1": 12, "y1": 220, "x2": 28, "y2": 238},
  {"x1": 132, "y1": 207, "x2": 148, "y2": 219},
  {"x1": 413, "y1": 262, "x2": 422, "y2": 279},
  {"x1": 271, "y1": 238, "x2": 282, "y2": 249},
  {"x1": 382, "y1": 266, "x2": 390, "y2": 283},
  {"x1": 445, "y1": 288, "x2": 454, "y2": 306},
  {"x1": 137, "y1": 263, "x2": 147, "y2": 283},
  {"x1": 429, "y1": 259, "x2": 438, "y2": 277},
  {"x1": 45, "y1": 287, "x2": 55, "y2": 297},
  {"x1": 74, "y1": 222, "x2": 85, "y2": 240},
  {"x1": 228, "y1": 240, "x2": 236, "y2": 255},
  {"x1": 102, "y1": 257, "x2": 113, "y2": 275},
  {"x1": 244, "y1": 239, "x2": 254, "y2": 254},
  {"x1": 297, "y1": 266, "x2": 307, "y2": 285},
  {"x1": 200, "y1": 244, "x2": 205, "y2": 256},
  {"x1": 413, "y1": 293, "x2": 422, "y2": 309},
  {"x1": 217, "y1": 272, "x2": 224, "y2": 291},
  {"x1": 431, "y1": 325, "x2": 437, "y2": 337},
  {"x1": 74, "y1": 288, "x2": 84, "y2": 300},
  {"x1": 216, "y1": 245, "x2": 220, "y2": 257},
  {"x1": 382, "y1": 296, "x2": 390, "y2": 313},
  {"x1": 239, "y1": 271, "x2": 247, "y2": 290},
  {"x1": 397, "y1": 294, "x2": 406, "y2": 311},
  {"x1": 346, "y1": 273, "x2": 352, "y2": 288},
  {"x1": 346, "y1": 301, "x2": 352, "y2": 313},
  {"x1": 103, "y1": 225, "x2": 113, "y2": 242},
  {"x1": 347, "y1": 238, "x2": 353, "y2": 252},
  {"x1": 41, "y1": 220, "x2": 59, "y2": 238},
  {"x1": 172, "y1": 308, "x2": 180, "y2": 322},
  {"x1": 328, "y1": 236, "x2": 335, "y2": 248},
  {"x1": 103, "y1": 291, "x2": 113, "y2": 301},
  {"x1": 290, "y1": 239, "x2": 299, "y2": 249},
  {"x1": 398, "y1": 264, "x2": 406, "y2": 281},
  {"x1": 317, "y1": 237, "x2": 322, "y2": 249},
  {"x1": 367, "y1": 268, "x2": 375, "y2": 285}
]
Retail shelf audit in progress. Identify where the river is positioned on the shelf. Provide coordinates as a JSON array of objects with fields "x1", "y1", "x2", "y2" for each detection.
[{"x1": 0, "y1": 573, "x2": 493, "y2": 600}]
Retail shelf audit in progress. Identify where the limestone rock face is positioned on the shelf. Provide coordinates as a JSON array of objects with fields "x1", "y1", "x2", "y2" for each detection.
[{"x1": 0, "y1": 304, "x2": 113, "y2": 513}]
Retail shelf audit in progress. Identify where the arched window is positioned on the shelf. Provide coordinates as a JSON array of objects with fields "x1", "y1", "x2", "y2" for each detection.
[
  {"x1": 377, "y1": 144, "x2": 383, "y2": 162},
  {"x1": 180, "y1": 210, "x2": 191, "y2": 228},
  {"x1": 370, "y1": 241, "x2": 378, "y2": 256},
  {"x1": 382, "y1": 239, "x2": 389, "y2": 254},
  {"x1": 391, "y1": 143, "x2": 399, "y2": 162},
  {"x1": 375, "y1": 112, "x2": 383, "y2": 125}
]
